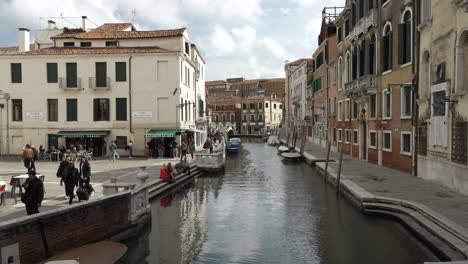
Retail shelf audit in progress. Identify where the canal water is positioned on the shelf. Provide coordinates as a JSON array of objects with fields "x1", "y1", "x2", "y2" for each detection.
[{"x1": 124, "y1": 142, "x2": 438, "y2": 264}]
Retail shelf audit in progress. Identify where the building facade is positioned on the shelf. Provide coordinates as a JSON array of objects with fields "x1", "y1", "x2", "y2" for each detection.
[
  {"x1": 417, "y1": 0, "x2": 468, "y2": 195},
  {"x1": 286, "y1": 59, "x2": 313, "y2": 131},
  {"x1": 240, "y1": 97, "x2": 283, "y2": 134},
  {"x1": 206, "y1": 96, "x2": 241, "y2": 134},
  {"x1": 0, "y1": 20, "x2": 207, "y2": 156}
]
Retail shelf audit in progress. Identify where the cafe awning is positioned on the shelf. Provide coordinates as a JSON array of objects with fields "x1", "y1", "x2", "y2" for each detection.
[
  {"x1": 56, "y1": 130, "x2": 110, "y2": 138},
  {"x1": 145, "y1": 129, "x2": 178, "y2": 138}
]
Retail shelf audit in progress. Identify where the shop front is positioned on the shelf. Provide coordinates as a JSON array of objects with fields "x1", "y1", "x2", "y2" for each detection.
[
  {"x1": 144, "y1": 129, "x2": 179, "y2": 158},
  {"x1": 55, "y1": 130, "x2": 110, "y2": 157}
]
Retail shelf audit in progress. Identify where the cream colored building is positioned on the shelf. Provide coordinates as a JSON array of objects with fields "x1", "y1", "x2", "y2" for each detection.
[
  {"x1": 0, "y1": 19, "x2": 206, "y2": 156},
  {"x1": 240, "y1": 96, "x2": 283, "y2": 134},
  {"x1": 417, "y1": 0, "x2": 468, "y2": 195}
]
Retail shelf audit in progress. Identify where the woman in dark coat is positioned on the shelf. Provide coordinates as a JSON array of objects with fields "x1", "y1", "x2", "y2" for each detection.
[{"x1": 79, "y1": 157, "x2": 93, "y2": 194}]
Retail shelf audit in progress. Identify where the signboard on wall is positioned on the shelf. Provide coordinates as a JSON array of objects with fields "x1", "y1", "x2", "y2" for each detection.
[
  {"x1": 26, "y1": 112, "x2": 43, "y2": 120},
  {"x1": 132, "y1": 111, "x2": 153, "y2": 118}
]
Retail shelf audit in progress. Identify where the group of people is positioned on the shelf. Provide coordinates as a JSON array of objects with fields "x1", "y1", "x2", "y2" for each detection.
[
  {"x1": 159, "y1": 157, "x2": 191, "y2": 183},
  {"x1": 108, "y1": 140, "x2": 134, "y2": 162},
  {"x1": 147, "y1": 138, "x2": 196, "y2": 160},
  {"x1": 56, "y1": 156, "x2": 93, "y2": 205}
]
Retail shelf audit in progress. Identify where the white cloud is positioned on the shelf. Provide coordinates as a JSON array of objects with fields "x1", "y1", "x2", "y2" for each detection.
[
  {"x1": 209, "y1": 25, "x2": 235, "y2": 56},
  {"x1": 280, "y1": 8, "x2": 293, "y2": 15},
  {"x1": 262, "y1": 37, "x2": 286, "y2": 58}
]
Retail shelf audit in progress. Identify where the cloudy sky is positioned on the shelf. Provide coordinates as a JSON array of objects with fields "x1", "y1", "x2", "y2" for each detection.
[{"x1": 0, "y1": 0, "x2": 344, "y2": 80}]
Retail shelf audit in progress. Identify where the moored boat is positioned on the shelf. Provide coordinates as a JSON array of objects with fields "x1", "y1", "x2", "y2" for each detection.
[
  {"x1": 280, "y1": 151, "x2": 302, "y2": 161},
  {"x1": 41, "y1": 242, "x2": 127, "y2": 264},
  {"x1": 267, "y1": 135, "x2": 280, "y2": 146},
  {"x1": 226, "y1": 138, "x2": 242, "y2": 153}
]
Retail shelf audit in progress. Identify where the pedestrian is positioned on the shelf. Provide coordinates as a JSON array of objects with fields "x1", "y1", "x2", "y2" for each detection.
[
  {"x1": 172, "y1": 141, "x2": 178, "y2": 159},
  {"x1": 21, "y1": 170, "x2": 44, "y2": 215},
  {"x1": 180, "y1": 141, "x2": 187, "y2": 159},
  {"x1": 167, "y1": 162, "x2": 177, "y2": 179},
  {"x1": 63, "y1": 160, "x2": 79, "y2": 205},
  {"x1": 126, "y1": 140, "x2": 134, "y2": 158},
  {"x1": 56, "y1": 157, "x2": 70, "y2": 187},
  {"x1": 109, "y1": 140, "x2": 119, "y2": 162},
  {"x1": 159, "y1": 163, "x2": 173, "y2": 183},
  {"x1": 22, "y1": 144, "x2": 35, "y2": 173},
  {"x1": 175, "y1": 156, "x2": 191, "y2": 176},
  {"x1": 147, "y1": 138, "x2": 155, "y2": 158},
  {"x1": 79, "y1": 157, "x2": 94, "y2": 195},
  {"x1": 189, "y1": 140, "x2": 195, "y2": 160},
  {"x1": 158, "y1": 142, "x2": 165, "y2": 158}
]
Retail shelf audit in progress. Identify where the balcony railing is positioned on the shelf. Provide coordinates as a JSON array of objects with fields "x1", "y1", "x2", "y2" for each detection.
[
  {"x1": 366, "y1": 10, "x2": 377, "y2": 29},
  {"x1": 59, "y1": 77, "x2": 82, "y2": 89},
  {"x1": 345, "y1": 75, "x2": 377, "y2": 96},
  {"x1": 292, "y1": 95, "x2": 302, "y2": 103},
  {"x1": 89, "y1": 77, "x2": 111, "y2": 89}
]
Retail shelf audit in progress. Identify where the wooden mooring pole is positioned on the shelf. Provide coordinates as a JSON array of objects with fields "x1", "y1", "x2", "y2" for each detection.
[
  {"x1": 324, "y1": 140, "x2": 331, "y2": 182},
  {"x1": 336, "y1": 144, "x2": 344, "y2": 193}
]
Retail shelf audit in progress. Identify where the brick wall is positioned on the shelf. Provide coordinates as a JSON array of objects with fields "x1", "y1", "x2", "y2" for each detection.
[{"x1": 0, "y1": 193, "x2": 131, "y2": 264}]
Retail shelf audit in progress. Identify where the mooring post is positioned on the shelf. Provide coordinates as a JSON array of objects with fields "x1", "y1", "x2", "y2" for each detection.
[
  {"x1": 324, "y1": 140, "x2": 331, "y2": 182},
  {"x1": 336, "y1": 144, "x2": 344, "y2": 193}
]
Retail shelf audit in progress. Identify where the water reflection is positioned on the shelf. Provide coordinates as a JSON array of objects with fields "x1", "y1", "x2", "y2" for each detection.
[{"x1": 126, "y1": 143, "x2": 438, "y2": 264}]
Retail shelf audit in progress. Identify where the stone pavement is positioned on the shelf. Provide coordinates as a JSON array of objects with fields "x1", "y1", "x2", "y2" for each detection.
[
  {"x1": 300, "y1": 140, "x2": 468, "y2": 230},
  {"x1": 0, "y1": 156, "x2": 193, "y2": 222}
]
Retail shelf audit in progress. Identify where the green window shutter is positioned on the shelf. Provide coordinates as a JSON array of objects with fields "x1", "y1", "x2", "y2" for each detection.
[
  {"x1": 96, "y1": 62, "x2": 107, "y2": 87},
  {"x1": 115, "y1": 62, "x2": 126, "y2": 82},
  {"x1": 47, "y1": 63, "x2": 58, "y2": 83},
  {"x1": 66, "y1": 63, "x2": 77, "y2": 87},
  {"x1": 398, "y1": 24, "x2": 404, "y2": 65},
  {"x1": 405, "y1": 22, "x2": 411, "y2": 63},
  {"x1": 389, "y1": 31, "x2": 393, "y2": 70},
  {"x1": 11, "y1": 63, "x2": 22, "y2": 83},
  {"x1": 116, "y1": 98, "x2": 127, "y2": 121},
  {"x1": 67, "y1": 99, "x2": 77, "y2": 121},
  {"x1": 93, "y1": 99, "x2": 99, "y2": 121},
  {"x1": 105, "y1": 99, "x2": 110, "y2": 121}
]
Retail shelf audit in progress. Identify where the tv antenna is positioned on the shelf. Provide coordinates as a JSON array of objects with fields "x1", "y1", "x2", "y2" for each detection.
[{"x1": 131, "y1": 9, "x2": 137, "y2": 22}]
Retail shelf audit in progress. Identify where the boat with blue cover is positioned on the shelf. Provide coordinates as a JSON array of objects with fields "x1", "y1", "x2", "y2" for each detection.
[{"x1": 226, "y1": 138, "x2": 242, "y2": 152}]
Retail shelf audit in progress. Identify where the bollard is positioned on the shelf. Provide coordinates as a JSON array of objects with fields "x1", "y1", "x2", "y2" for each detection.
[
  {"x1": 336, "y1": 144, "x2": 344, "y2": 194},
  {"x1": 324, "y1": 140, "x2": 331, "y2": 182}
]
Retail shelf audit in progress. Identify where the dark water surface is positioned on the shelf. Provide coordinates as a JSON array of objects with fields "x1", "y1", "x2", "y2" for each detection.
[{"x1": 125, "y1": 143, "x2": 438, "y2": 264}]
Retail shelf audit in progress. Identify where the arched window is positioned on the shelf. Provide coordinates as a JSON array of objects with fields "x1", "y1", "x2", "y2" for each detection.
[
  {"x1": 399, "y1": 9, "x2": 412, "y2": 64},
  {"x1": 338, "y1": 57, "x2": 343, "y2": 90},
  {"x1": 368, "y1": 35, "x2": 376, "y2": 74},
  {"x1": 346, "y1": 52, "x2": 351, "y2": 83},
  {"x1": 359, "y1": 44, "x2": 365, "y2": 77},
  {"x1": 352, "y1": 47, "x2": 358, "y2": 79},
  {"x1": 382, "y1": 23, "x2": 393, "y2": 72},
  {"x1": 455, "y1": 29, "x2": 468, "y2": 93}
]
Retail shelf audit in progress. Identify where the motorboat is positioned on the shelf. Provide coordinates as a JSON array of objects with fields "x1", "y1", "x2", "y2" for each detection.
[
  {"x1": 41, "y1": 242, "x2": 127, "y2": 264},
  {"x1": 277, "y1": 145, "x2": 290, "y2": 154},
  {"x1": 281, "y1": 151, "x2": 302, "y2": 161},
  {"x1": 261, "y1": 132, "x2": 270, "y2": 142},
  {"x1": 226, "y1": 138, "x2": 242, "y2": 153}
]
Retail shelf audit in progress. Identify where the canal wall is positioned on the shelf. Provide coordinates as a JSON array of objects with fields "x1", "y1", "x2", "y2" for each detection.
[
  {"x1": 0, "y1": 185, "x2": 150, "y2": 264},
  {"x1": 293, "y1": 145, "x2": 468, "y2": 262}
]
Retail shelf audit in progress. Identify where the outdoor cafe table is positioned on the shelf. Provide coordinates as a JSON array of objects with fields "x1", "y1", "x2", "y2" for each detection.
[{"x1": 10, "y1": 174, "x2": 44, "y2": 204}]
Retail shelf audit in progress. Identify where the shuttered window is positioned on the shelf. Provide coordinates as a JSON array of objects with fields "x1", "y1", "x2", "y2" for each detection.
[
  {"x1": 47, "y1": 99, "x2": 58, "y2": 122},
  {"x1": 66, "y1": 63, "x2": 77, "y2": 88},
  {"x1": 93, "y1": 98, "x2": 110, "y2": 121},
  {"x1": 47, "y1": 63, "x2": 58, "y2": 83},
  {"x1": 398, "y1": 11, "x2": 412, "y2": 65},
  {"x1": 116, "y1": 98, "x2": 127, "y2": 121},
  {"x1": 12, "y1": 99, "x2": 22, "y2": 121},
  {"x1": 96, "y1": 62, "x2": 107, "y2": 87},
  {"x1": 115, "y1": 62, "x2": 126, "y2": 82},
  {"x1": 11, "y1": 63, "x2": 22, "y2": 83},
  {"x1": 66, "y1": 99, "x2": 78, "y2": 121}
]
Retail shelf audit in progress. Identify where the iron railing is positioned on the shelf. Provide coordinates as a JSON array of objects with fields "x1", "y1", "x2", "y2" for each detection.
[
  {"x1": 89, "y1": 77, "x2": 111, "y2": 89},
  {"x1": 59, "y1": 77, "x2": 82, "y2": 89}
]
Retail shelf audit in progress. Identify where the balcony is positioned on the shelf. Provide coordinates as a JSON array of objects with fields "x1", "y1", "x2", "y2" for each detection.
[
  {"x1": 89, "y1": 77, "x2": 111, "y2": 90},
  {"x1": 366, "y1": 10, "x2": 377, "y2": 29},
  {"x1": 345, "y1": 75, "x2": 376, "y2": 97},
  {"x1": 59, "y1": 77, "x2": 82, "y2": 90}
]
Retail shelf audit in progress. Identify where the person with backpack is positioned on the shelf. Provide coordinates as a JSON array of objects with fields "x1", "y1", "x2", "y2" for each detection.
[{"x1": 21, "y1": 170, "x2": 44, "y2": 215}]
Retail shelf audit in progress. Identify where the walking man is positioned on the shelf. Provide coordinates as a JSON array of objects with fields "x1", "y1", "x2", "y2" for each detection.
[
  {"x1": 109, "y1": 140, "x2": 119, "y2": 162},
  {"x1": 22, "y1": 144, "x2": 36, "y2": 173},
  {"x1": 21, "y1": 170, "x2": 44, "y2": 215},
  {"x1": 63, "y1": 160, "x2": 79, "y2": 205},
  {"x1": 79, "y1": 157, "x2": 93, "y2": 195},
  {"x1": 126, "y1": 140, "x2": 134, "y2": 159}
]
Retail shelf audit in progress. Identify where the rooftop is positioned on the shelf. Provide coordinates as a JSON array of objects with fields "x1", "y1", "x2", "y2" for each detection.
[
  {"x1": 52, "y1": 25, "x2": 186, "y2": 40},
  {"x1": 1, "y1": 46, "x2": 174, "y2": 56}
]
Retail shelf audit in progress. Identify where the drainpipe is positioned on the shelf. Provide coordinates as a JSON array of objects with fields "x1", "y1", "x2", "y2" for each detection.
[
  {"x1": 412, "y1": 0, "x2": 419, "y2": 177},
  {"x1": 129, "y1": 56, "x2": 133, "y2": 134},
  {"x1": 6, "y1": 94, "x2": 10, "y2": 154}
]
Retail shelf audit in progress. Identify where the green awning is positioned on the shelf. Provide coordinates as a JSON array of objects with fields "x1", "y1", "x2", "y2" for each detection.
[
  {"x1": 56, "y1": 130, "x2": 110, "y2": 138},
  {"x1": 145, "y1": 129, "x2": 178, "y2": 138}
]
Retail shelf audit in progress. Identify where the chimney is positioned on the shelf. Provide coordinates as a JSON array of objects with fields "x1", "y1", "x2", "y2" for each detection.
[
  {"x1": 82, "y1": 16, "x2": 87, "y2": 31},
  {"x1": 18, "y1": 28, "x2": 30, "y2": 52},
  {"x1": 47, "y1": 20, "x2": 56, "y2": 29}
]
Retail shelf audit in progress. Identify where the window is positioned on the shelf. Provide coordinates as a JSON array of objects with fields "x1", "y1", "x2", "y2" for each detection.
[
  {"x1": 215, "y1": 115, "x2": 219, "y2": 122},
  {"x1": 250, "y1": 115, "x2": 255, "y2": 121},
  {"x1": 259, "y1": 103, "x2": 263, "y2": 109},
  {"x1": 345, "y1": 99, "x2": 350, "y2": 120},
  {"x1": 370, "y1": 94, "x2": 376, "y2": 118},
  {"x1": 231, "y1": 115, "x2": 235, "y2": 122},
  {"x1": 243, "y1": 115, "x2": 246, "y2": 121},
  {"x1": 222, "y1": 115, "x2": 226, "y2": 122},
  {"x1": 116, "y1": 98, "x2": 127, "y2": 121},
  {"x1": 266, "y1": 102, "x2": 269, "y2": 108},
  {"x1": 274, "y1": 104, "x2": 277, "y2": 109},
  {"x1": 243, "y1": 104, "x2": 247, "y2": 110},
  {"x1": 399, "y1": 10, "x2": 412, "y2": 65},
  {"x1": 338, "y1": 129, "x2": 343, "y2": 142},
  {"x1": 64, "y1": 42, "x2": 75, "y2": 47},
  {"x1": 258, "y1": 114, "x2": 263, "y2": 121},
  {"x1": 333, "y1": 128, "x2": 337, "y2": 142},
  {"x1": 12, "y1": 99, "x2": 22, "y2": 121},
  {"x1": 66, "y1": 99, "x2": 77, "y2": 121},
  {"x1": 352, "y1": 101, "x2": 358, "y2": 120},
  {"x1": 369, "y1": 35, "x2": 376, "y2": 74},
  {"x1": 338, "y1": 57, "x2": 343, "y2": 90},
  {"x1": 353, "y1": 130, "x2": 358, "y2": 145},
  {"x1": 105, "y1": 41, "x2": 118, "y2": 47},
  {"x1": 338, "y1": 101, "x2": 343, "y2": 121},
  {"x1": 11, "y1": 63, "x2": 22, "y2": 83},
  {"x1": 93, "y1": 98, "x2": 110, "y2": 121},
  {"x1": 47, "y1": 99, "x2": 58, "y2": 122},
  {"x1": 432, "y1": 91, "x2": 446, "y2": 116},
  {"x1": 66, "y1": 63, "x2": 77, "y2": 88},
  {"x1": 250, "y1": 103, "x2": 255, "y2": 109},
  {"x1": 369, "y1": 131, "x2": 377, "y2": 148},
  {"x1": 80, "y1": 42, "x2": 91, "y2": 47},
  {"x1": 401, "y1": 87, "x2": 412, "y2": 117},
  {"x1": 95, "y1": 62, "x2": 107, "y2": 87},
  {"x1": 279, "y1": 104, "x2": 282, "y2": 109},
  {"x1": 421, "y1": 0, "x2": 431, "y2": 23},
  {"x1": 115, "y1": 136, "x2": 127, "y2": 149},
  {"x1": 185, "y1": 42, "x2": 190, "y2": 54},
  {"x1": 115, "y1": 62, "x2": 126, "y2": 82},
  {"x1": 382, "y1": 24, "x2": 393, "y2": 72},
  {"x1": 345, "y1": 129, "x2": 350, "y2": 143},
  {"x1": 338, "y1": 26, "x2": 342, "y2": 43},
  {"x1": 345, "y1": 19, "x2": 350, "y2": 36},
  {"x1": 383, "y1": 90, "x2": 392, "y2": 118},
  {"x1": 333, "y1": 97, "x2": 336, "y2": 114},
  {"x1": 316, "y1": 52, "x2": 323, "y2": 68},
  {"x1": 383, "y1": 131, "x2": 392, "y2": 151},
  {"x1": 46, "y1": 63, "x2": 58, "y2": 83},
  {"x1": 313, "y1": 76, "x2": 323, "y2": 92},
  {"x1": 401, "y1": 132, "x2": 412, "y2": 155}
]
